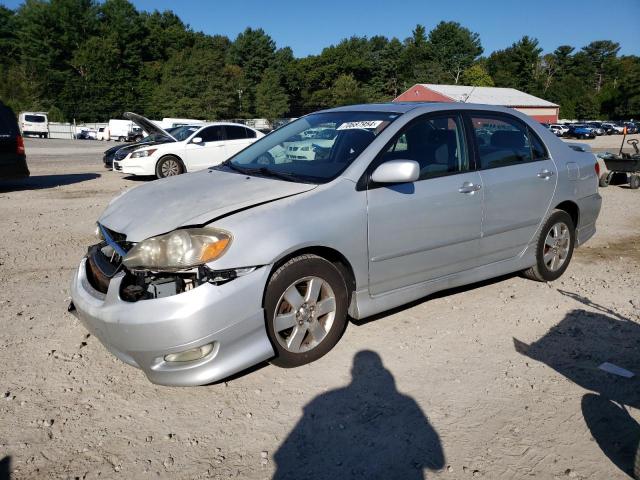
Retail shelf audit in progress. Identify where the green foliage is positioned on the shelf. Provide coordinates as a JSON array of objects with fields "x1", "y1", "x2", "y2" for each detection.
[
  {"x1": 426, "y1": 21, "x2": 483, "y2": 84},
  {"x1": 461, "y1": 64, "x2": 494, "y2": 87},
  {"x1": 256, "y1": 68, "x2": 289, "y2": 123},
  {"x1": 1, "y1": 2, "x2": 637, "y2": 121}
]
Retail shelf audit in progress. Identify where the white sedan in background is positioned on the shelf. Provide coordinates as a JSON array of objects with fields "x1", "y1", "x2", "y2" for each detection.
[{"x1": 113, "y1": 112, "x2": 265, "y2": 178}]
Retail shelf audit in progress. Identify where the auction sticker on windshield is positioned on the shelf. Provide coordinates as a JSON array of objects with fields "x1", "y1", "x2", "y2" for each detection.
[{"x1": 336, "y1": 120, "x2": 383, "y2": 130}]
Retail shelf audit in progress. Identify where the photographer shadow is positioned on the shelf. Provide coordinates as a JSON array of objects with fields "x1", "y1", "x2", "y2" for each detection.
[
  {"x1": 515, "y1": 291, "x2": 639, "y2": 478},
  {"x1": 273, "y1": 350, "x2": 444, "y2": 479}
]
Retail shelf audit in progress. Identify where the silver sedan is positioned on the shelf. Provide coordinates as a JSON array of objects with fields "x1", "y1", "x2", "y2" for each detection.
[{"x1": 70, "y1": 103, "x2": 602, "y2": 386}]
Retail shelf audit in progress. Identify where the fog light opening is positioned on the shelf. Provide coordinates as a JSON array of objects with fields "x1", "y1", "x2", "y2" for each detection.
[{"x1": 164, "y1": 343, "x2": 215, "y2": 363}]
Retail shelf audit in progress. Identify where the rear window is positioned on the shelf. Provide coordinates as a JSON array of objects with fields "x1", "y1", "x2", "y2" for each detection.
[
  {"x1": 25, "y1": 115, "x2": 46, "y2": 123},
  {"x1": 225, "y1": 125, "x2": 248, "y2": 140}
]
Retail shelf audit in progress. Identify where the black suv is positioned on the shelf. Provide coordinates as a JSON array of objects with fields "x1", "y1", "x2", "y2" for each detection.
[{"x1": 0, "y1": 102, "x2": 29, "y2": 179}]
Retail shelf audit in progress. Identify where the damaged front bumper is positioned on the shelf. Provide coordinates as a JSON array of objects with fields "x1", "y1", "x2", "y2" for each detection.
[{"x1": 69, "y1": 257, "x2": 274, "y2": 386}]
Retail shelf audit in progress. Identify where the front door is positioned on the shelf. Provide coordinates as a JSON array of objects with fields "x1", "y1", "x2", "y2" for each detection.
[
  {"x1": 184, "y1": 125, "x2": 227, "y2": 171},
  {"x1": 367, "y1": 113, "x2": 484, "y2": 296},
  {"x1": 466, "y1": 113, "x2": 558, "y2": 264}
]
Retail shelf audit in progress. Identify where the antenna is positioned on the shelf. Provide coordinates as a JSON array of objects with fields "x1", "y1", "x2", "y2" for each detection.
[{"x1": 462, "y1": 86, "x2": 477, "y2": 103}]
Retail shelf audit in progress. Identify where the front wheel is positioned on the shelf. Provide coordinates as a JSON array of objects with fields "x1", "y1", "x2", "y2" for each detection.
[
  {"x1": 599, "y1": 173, "x2": 610, "y2": 187},
  {"x1": 630, "y1": 174, "x2": 640, "y2": 190},
  {"x1": 265, "y1": 254, "x2": 349, "y2": 368},
  {"x1": 155, "y1": 155, "x2": 184, "y2": 178},
  {"x1": 523, "y1": 210, "x2": 575, "y2": 282}
]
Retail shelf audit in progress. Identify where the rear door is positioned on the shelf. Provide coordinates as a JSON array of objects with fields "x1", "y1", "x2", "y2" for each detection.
[
  {"x1": 367, "y1": 113, "x2": 484, "y2": 295},
  {"x1": 183, "y1": 125, "x2": 227, "y2": 171},
  {"x1": 467, "y1": 112, "x2": 557, "y2": 264},
  {"x1": 224, "y1": 126, "x2": 256, "y2": 160}
]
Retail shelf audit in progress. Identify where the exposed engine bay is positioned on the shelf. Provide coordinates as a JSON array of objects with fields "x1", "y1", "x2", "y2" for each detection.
[{"x1": 85, "y1": 242, "x2": 250, "y2": 302}]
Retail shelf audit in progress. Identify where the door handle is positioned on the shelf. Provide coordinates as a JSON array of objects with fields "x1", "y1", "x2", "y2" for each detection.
[
  {"x1": 458, "y1": 182, "x2": 481, "y2": 194},
  {"x1": 537, "y1": 169, "x2": 555, "y2": 179}
]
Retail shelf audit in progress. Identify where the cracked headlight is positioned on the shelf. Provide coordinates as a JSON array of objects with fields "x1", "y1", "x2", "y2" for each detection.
[{"x1": 123, "y1": 228, "x2": 231, "y2": 271}]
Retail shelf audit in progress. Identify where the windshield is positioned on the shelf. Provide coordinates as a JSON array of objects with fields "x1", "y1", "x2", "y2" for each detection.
[{"x1": 224, "y1": 111, "x2": 399, "y2": 183}]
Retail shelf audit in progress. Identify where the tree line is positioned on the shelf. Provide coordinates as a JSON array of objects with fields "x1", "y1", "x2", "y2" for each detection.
[{"x1": 1, "y1": 0, "x2": 638, "y2": 123}]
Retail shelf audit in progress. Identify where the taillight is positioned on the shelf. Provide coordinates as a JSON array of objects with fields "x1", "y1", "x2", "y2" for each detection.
[
  {"x1": 594, "y1": 161, "x2": 600, "y2": 177},
  {"x1": 16, "y1": 135, "x2": 25, "y2": 155}
]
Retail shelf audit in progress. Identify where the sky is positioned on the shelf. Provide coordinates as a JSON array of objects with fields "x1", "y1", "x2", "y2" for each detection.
[{"x1": 3, "y1": 0, "x2": 640, "y2": 57}]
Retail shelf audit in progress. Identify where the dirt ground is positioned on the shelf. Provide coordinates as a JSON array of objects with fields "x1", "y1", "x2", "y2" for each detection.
[{"x1": 0, "y1": 138, "x2": 638, "y2": 480}]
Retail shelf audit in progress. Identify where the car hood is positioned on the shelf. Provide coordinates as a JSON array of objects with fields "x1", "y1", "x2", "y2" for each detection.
[
  {"x1": 99, "y1": 169, "x2": 318, "y2": 242},
  {"x1": 124, "y1": 112, "x2": 177, "y2": 141}
]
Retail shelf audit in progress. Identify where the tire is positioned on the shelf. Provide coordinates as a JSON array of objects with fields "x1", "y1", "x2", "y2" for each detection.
[
  {"x1": 599, "y1": 173, "x2": 610, "y2": 188},
  {"x1": 611, "y1": 172, "x2": 628, "y2": 185},
  {"x1": 523, "y1": 209, "x2": 575, "y2": 282},
  {"x1": 155, "y1": 155, "x2": 184, "y2": 178},
  {"x1": 119, "y1": 136, "x2": 126, "y2": 142},
  {"x1": 265, "y1": 254, "x2": 349, "y2": 368},
  {"x1": 630, "y1": 174, "x2": 640, "y2": 190}
]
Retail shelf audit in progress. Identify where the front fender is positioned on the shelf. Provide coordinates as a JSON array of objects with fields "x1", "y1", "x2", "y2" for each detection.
[{"x1": 206, "y1": 179, "x2": 369, "y2": 290}]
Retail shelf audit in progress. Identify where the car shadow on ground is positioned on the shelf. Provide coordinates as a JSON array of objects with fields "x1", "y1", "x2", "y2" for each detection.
[
  {"x1": 514, "y1": 291, "x2": 639, "y2": 478},
  {"x1": 0, "y1": 173, "x2": 100, "y2": 192},
  {"x1": 123, "y1": 175, "x2": 155, "y2": 182},
  {"x1": 0, "y1": 456, "x2": 10, "y2": 480},
  {"x1": 272, "y1": 350, "x2": 445, "y2": 479}
]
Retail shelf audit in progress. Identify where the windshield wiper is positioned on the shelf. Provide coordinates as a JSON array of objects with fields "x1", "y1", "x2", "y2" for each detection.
[
  {"x1": 217, "y1": 162, "x2": 315, "y2": 183},
  {"x1": 218, "y1": 161, "x2": 250, "y2": 175}
]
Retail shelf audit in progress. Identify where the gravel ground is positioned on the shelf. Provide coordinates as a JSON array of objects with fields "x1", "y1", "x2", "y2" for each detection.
[{"x1": 0, "y1": 138, "x2": 638, "y2": 480}]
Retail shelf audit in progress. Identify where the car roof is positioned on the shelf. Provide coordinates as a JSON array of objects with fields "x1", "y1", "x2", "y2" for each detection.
[
  {"x1": 197, "y1": 122, "x2": 259, "y2": 130},
  {"x1": 317, "y1": 102, "x2": 539, "y2": 117}
]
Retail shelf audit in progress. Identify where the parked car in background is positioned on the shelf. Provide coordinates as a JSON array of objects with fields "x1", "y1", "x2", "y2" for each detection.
[
  {"x1": 103, "y1": 125, "x2": 198, "y2": 169},
  {"x1": 18, "y1": 111, "x2": 48, "y2": 138},
  {"x1": 70, "y1": 102, "x2": 601, "y2": 386},
  {"x1": 112, "y1": 112, "x2": 264, "y2": 178},
  {"x1": 1, "y1": 103, "x2": 29, "y2": 179},
  {"x1": 586, "y1": 122, "x2": 605, "y2": 136},
  {"x1": 549, "y1": 124, "x2": 569, "y2": 137},
  {"x1": 623, "y1": 122, "x2": 638, "y2": 134},
  {"x1": 601, "y1": 122, "x2": 624, "y2": 135},
  {"x1": 567, "y1": 124, "x2": 596, "y2": 139},
  {"x1": 75, "y1": 127, "x2": 97, "y2": 140}
]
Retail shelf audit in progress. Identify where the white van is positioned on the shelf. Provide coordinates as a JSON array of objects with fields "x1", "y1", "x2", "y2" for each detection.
[
  {"x1": 19, "y1": 112, "x2": 49, "y2": 138},
  {"x1": 106, "y1": 119, "x2": 144, "y2": 142},
  {"x1": 159, "y1": 118, "x2": 205, "y2": 129}
]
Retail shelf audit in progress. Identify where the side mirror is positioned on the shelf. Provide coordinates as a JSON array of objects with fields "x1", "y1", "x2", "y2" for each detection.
[
  {"x1": 371, "y1": 159, "x2": 420, "y2": 184},
  {"x1": 192, "y1": 137, "x2": 203, "y2": 144}
]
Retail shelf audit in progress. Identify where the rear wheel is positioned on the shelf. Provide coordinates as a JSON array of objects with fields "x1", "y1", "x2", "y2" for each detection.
[
  {"x1": 155, "y1": 155, "x2": 184, "y2": 178},
  {"x1": 523, "y1": 210, "x2": 575, "y2": 282},
  {"x1": 265, "y1": 254, "x2": 349, "y2": 368},
  {"x1": 599, "y1": 173, "x2": 610, "y2": 187},
  {"x1": 630, "y1": 174, "x2": 640, "y2": 190}
]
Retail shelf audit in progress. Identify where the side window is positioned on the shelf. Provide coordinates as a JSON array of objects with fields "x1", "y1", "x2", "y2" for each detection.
[
  {"x1": 244, "y1": 127, "x2": 257, "y2": 139},
  {"x1": 470, "y1": 115, "x2": 532, "y2": 169},
  {"x1": 528, "y1": 129, "x2": 549, "y2": 160},
  {"x1": 198, "y1": 126, "x2": 224, "y2": 143},
  {"x1": 225, "y1": 125, "x2": 247, "y2": 140},
  {"x1": 382, "y1": 114, "x2": 469, "y2": 180}
]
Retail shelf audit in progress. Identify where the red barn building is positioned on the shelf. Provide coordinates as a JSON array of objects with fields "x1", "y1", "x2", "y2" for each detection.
[{"x1": 394, "y1": 84, "x2": 559, "y2": 123}]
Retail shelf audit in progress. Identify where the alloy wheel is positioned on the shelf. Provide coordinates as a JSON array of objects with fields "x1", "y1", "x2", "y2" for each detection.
[
  {"x1": 273, "y1": 276, "x2": 336, "y2": 353},
  {"x1": 543, "y1": 222, "x2": 571, "y2": 271},
  {"x1": 161, "y1": 159, "x2": 181, "y2": 176}
]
